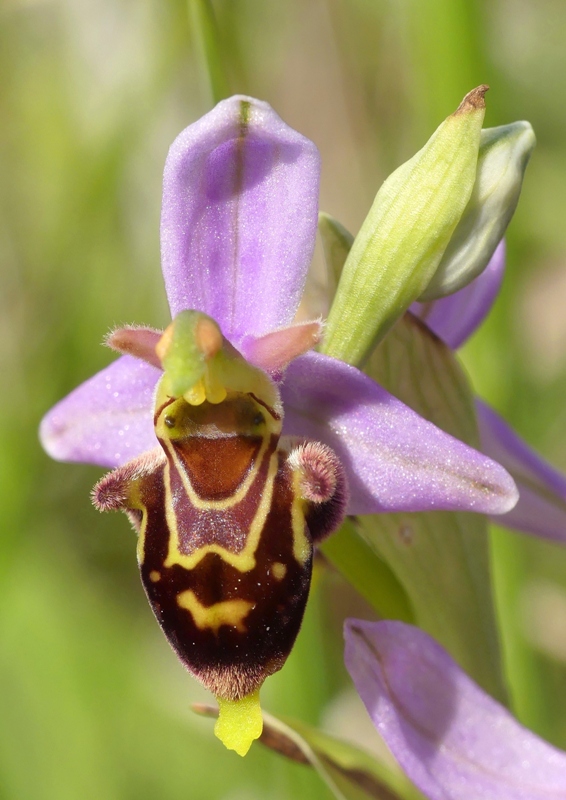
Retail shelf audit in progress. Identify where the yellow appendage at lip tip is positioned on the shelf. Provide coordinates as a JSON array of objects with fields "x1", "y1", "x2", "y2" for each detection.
[{"x1": 214, "y1": 690, "x2": 263, "y2": 756}]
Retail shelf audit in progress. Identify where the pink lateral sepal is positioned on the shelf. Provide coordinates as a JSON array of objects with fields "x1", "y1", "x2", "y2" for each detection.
[
  {"x1": 105, "y1": 326, "x2": 164, "y2": 370},
  {"x1": 240, "y1": 319, "x2": 323, "y2": 377}
]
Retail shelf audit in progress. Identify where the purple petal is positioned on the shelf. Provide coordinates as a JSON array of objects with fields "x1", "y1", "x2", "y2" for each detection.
[
  {"x1": 476, "y1": 399, "x2": 566, "y2": 541},
  {"x1": 344, "y1": 619, "x2": 566, "y2": 800},
  {"x1": 411, "y1": 239, "x2": 505, "y2": 349},
  {"x1": 40, "y1": 356, "x2": 160, "y2": 468},
  {"x1": 160, "y1": 95, "x2": 320, "y2": 342},
  {"x1": 281, "y1": 351, "x2": 518, "y2": 515}
]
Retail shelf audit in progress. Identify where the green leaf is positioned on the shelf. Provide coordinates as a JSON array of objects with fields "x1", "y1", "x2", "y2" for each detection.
[
  {"x1": 323, "y1": 87, "x2": 486, "y2": 367},
  {"x1": 360, "y1": 312, "x2": 508, "y2": 703},
  {"x1": 193, "y1": 705, "x2": 424, "y2": 800},
  {"x1": 420, "y1": 121, "x2": 536, "y2": 300},
  {"x1": 320, "y1": 520, "x2": 414, "y2": 624}
]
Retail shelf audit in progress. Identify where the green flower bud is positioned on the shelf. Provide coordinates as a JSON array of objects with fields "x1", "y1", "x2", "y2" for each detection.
[
  {"x1": 323, "y1": 86, "x2": 487, "y2": 366},
  {"x1": 420, "y1": 121, "x2": 536, "y2": 300}
]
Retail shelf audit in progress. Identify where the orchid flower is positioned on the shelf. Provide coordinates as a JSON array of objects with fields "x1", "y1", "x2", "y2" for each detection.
[
  {"x1": 40, "y1": 96, "x2": 518, "y2": 757},
  {"x1": 345, "y1": 619, "x2": 566, "y2": 799},
  {"x1": 412, "y1": 240, "x2": 566, "y2": 542}
]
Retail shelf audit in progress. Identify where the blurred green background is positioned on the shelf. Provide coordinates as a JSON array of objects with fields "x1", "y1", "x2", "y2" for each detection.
[{"x1": 3, "y1": 0, "x2": 566, "y2": 797}]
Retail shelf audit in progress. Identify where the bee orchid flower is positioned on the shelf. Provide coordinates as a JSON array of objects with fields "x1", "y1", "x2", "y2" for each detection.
[{"x1": 40, "y1": 96, "x2": 518, "y2": 757}]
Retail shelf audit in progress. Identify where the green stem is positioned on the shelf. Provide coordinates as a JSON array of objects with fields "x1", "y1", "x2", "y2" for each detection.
[
  {"x1": 491, "y1": 525, "x2": 549, "y2": 732},
  {"x1": 321, "y1": 519, "x2": 414, "y2": 623},
  {"x1": 188, "y1": 0, "x2": 230, "y2": 104}
]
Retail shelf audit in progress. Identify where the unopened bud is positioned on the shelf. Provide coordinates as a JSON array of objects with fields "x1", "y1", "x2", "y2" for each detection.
[
  {"x1": 324, "y1": 86, "x2": 488, "y2": 366},
  {"x1": 420, "y1": 121, "x2": 535, "y2": 300}
]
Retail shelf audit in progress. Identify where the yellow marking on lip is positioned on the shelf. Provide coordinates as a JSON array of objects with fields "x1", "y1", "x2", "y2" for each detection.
[
  {"x1": 291, "y1": 472, "x2": 310, "y2": 565},
  {"x1": 163, "y1": 450, "x2": 278, "y2": 573},
  {"x1": 149, "y1": 570, "x2": 161, "y2": 582},
  {"x1": 271, "y1": 562, "x2": 287, "y2": 581},
  {"x1": 136, "y1": 507, "x2": 149, "y2": 565},
  {"x1": 177, "y1": 590, "x2": 255, "y2": 633}
]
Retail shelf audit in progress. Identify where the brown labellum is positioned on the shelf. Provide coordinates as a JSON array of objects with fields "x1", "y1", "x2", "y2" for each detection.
[{"x1": 93, "y1": 391, "x2": 347, "y2": 702}]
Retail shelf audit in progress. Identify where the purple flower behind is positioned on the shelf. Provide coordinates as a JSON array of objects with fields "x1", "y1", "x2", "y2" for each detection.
[
  {"x1": 345, "y1": 619, "x2": 566, "y2": 800},
  {"x1": 476, "y1": 399, "x2": 566, "y2": 541},
  {"x1": 412, "y1": 239, "x2": 506, "y2": 350},
  {"x1": 413, "y1": 241, "x2": 566, "y2": 542}
]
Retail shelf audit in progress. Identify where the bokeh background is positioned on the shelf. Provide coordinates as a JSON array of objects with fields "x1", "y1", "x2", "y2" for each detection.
[{"x1": 3, "y1": 0, "x2": 566, "y2": 797}]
